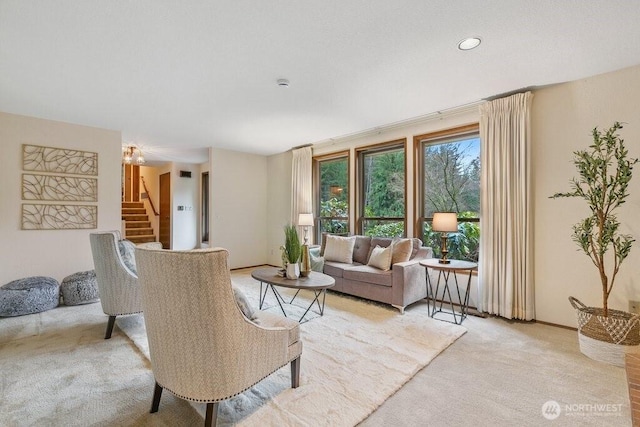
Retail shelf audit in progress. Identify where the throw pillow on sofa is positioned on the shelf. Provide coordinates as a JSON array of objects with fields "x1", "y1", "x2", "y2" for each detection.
[
  {"x1": 233, "y1": 286, "x2": 259, "y2": 323},
  {"x1": 324, "y1": 235, "x2": 356, "y2": 263},
  {"x1": 118, "y1": 239, "x2": 137, "y2": 274},
  {"x1": 367, "y1": 245, "x2": 392, "y2": 271},
  {"x1": 391, "y1": 238, "x2": 413, "y2": 264}
]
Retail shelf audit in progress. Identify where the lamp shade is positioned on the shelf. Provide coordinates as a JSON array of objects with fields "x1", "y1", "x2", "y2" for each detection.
[
  {"x1": 298, "y1": 213, "x2": 314, "y2": 227},
  {"x1": 432, "y1": 212, "x2": 458, "y2": 232}
]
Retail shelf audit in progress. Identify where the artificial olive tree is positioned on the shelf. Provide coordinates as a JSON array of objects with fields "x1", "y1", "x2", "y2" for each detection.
[{"x1": 551, "y1": 122, "x2": 638, "y2": 317}]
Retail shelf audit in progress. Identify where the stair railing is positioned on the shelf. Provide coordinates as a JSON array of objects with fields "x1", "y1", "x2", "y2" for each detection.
[{"x1": 140, "y1": 176, "x2": 159, "y2": 216}]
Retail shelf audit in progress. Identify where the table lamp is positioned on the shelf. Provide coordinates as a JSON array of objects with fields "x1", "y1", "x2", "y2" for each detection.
[
  {"x1": 298, "y1": 213, "x2": 314, "y2": 277},
  {"x1": 432, "y1": 212, "x2": 458, "y2": 264}
]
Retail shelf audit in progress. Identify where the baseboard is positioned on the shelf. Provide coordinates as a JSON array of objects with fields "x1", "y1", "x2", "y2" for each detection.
[
  {"x1": 230, "y1": 264, "x2": 280, "y2": 271},
  {"x1": 533, "y1": 319, "x2": 577, "y2": 331}
]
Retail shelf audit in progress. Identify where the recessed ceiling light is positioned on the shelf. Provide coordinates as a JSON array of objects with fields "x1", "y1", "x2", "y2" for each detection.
[
  {"x1": 277, "y1": 78, "x2": 290, "y2": 88},
  {"x1": 458, "y1": 37, "x2": 481, "y2": 51}
]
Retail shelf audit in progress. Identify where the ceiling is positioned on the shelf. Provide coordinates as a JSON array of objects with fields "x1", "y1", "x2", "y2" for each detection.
[{"x1": 2, "y1": 1, "x2": 640, "y2": 164}]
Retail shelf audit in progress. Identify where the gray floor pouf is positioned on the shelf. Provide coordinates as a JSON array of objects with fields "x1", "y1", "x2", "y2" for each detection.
[
  {"x1": 0, "y1": 276, "x2": 60, "y2": 317},
  {"x1": 61, "y1": 270, "x2": 99, "y2": 306}
]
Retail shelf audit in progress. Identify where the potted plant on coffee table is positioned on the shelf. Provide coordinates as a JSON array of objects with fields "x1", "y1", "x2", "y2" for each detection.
[
  {"x1": 282, "y1": 224, "x2": 302, "y2": 279},
  {"x1": 551, "y1": 122, "x2": 640, "y2": 366}
]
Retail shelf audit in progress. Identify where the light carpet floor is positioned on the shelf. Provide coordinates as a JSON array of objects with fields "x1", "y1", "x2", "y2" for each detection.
[{"x1": 1, "y1": 268, "x2": 465, "y2": 426}]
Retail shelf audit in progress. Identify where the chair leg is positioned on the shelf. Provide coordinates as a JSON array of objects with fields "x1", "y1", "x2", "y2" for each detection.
[
  {"x1": 205, "y1": 402, "x2": 218, "y2": 427},
  {"x1": 105, "y1": 315, "x2": 116, "y2": 339},
  {"x1": 150, "y1": 382, "x2": 163, "y2": 413},
  {"x1": 291, "y1": 357, "x2": 301, "y2": 388}
]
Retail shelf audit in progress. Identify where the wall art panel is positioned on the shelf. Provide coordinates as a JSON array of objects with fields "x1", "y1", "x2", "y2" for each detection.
[
  {"x1": 21, "y1": 204, "x2": 98, "y2": 230},
  {"x1": 23, "y1": 144, "x2": 98, "y2": 176},
  {"x1": 22, "y1": 174, "x2": 98, "y2": 202}
]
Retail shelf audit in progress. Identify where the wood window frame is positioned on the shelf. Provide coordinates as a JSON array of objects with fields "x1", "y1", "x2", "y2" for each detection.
[
  {"x1": 413, "y1": 122, "x2": 480, "y2": 238},
  {"x1": 313, "y1": 150, "x2": 351, "y2": 243},
  {"x1": 355, "y1": 138, "x2": 407, "y2": 236}
]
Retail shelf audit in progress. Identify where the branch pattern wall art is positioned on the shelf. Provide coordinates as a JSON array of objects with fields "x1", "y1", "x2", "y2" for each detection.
[
  {"x1": 21, "y1": 204, "x2": 98, "y2": 230},
  {"x1": 22, "y1": 174, "x2": 97, "y2": 202},
  {"x1": 23, "y1": 144, "x2": 98, "y2": 175},
  {"x1": 21, "y1": 144, "x2": 99, "y2": 230}
]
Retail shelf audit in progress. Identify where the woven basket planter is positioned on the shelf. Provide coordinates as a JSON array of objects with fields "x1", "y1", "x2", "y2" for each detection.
[{"x1": 569, "y1": 296, "x2": 640, "y2": 367}]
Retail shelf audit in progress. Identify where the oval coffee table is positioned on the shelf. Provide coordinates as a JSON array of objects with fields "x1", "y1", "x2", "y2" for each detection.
[{"x1": 251, "y1": 267, "x2": 335, "y2": 323}]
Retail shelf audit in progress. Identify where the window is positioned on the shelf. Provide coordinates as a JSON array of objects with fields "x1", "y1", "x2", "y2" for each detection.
[
  {"x1": 416, "y1": 125, "x2": 480, "y2": 261},
  {"x1": 357, "y1": 140, "x2": 406, "y2": 237},
  {"x1": 314, "y1": 152, "x2": 349, "y2": 242}
]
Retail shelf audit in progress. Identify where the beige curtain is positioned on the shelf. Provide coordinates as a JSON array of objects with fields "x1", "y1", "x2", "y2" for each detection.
[
  {"x1": 478, "y1": 92, "x2": 534, "y2": 320},
  {"x1": 291, "y1": 146, "x2": 313, "y2": 243}
]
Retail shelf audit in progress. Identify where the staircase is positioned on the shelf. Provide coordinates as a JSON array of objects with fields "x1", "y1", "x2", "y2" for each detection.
[{"x1": 122, "y1": 201, "x2": 156, "y2": 244}]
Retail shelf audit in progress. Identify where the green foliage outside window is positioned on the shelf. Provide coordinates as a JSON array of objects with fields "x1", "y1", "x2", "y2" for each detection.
[
  {"x1": 318, "y1": 157, "x2": 349, "y2": 237},
  {"x1": 362, "y1": 149, "x2": 405, "y2": 237},
  {"x1": 422, "y1": 137, "x2": 480, "y2": 261}
]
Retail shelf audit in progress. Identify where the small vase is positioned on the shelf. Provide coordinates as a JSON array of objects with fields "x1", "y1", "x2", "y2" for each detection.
[
  {"x1": 300, "y1": 244, "x2": 311, "y2": 277},
  {"x1": 286, "y1": 262, "x2": 300, "y2": 280}
]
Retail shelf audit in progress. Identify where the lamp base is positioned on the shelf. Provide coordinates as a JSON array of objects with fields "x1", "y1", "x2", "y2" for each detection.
[{"x1": 439, "y1": 235, "x2": 451, "y2": 264}]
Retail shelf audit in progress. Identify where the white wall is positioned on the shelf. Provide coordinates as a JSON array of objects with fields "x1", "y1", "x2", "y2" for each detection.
[
  {"x1": 0, "y1": 112, "x2": 121, "y2": 285},
  {"x1": 533, "y1": 64, "x2": 640, "y2": 327},
  {"x1": 210, "y1": 147, "x2": 268, "y2": 268},
  {"x1": 266, "y1": 152, "x2": 293, "y2": 267}
]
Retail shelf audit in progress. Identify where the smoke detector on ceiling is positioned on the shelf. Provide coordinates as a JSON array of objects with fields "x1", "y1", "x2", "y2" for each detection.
[{"x1": 277, "y1": 78, "x2": 290, "y2": 87}]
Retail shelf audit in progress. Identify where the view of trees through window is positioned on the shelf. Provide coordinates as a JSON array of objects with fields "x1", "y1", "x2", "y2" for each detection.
[
  {"x1": 317, "y1": 156, "x2": 349, "y2": 240},
  {"x1": 361, "y1": 145, "x2": 405, "y2": 237},
  {"x1": 422, "y1": 135, "x2": 480, "y2": 261}
]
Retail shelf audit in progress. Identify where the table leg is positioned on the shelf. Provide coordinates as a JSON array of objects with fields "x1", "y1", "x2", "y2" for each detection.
[
  {"x1": 269, "y1": 284, "x2": 288, "y2": 318},
  {"x1": 298, "y1": 289, "x2": 327, "y2": 323},
  {"x1": 425, "y1": 269, "x2": 433, "y2": 316}
]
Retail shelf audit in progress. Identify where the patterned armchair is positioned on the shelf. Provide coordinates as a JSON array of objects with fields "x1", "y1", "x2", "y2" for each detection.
[
  {"x1": 89, "y1": 231, "x2": 143, "y2": 339},
  {"x1": 135, "y1": 247, "x2": 302, "y2": 427}
]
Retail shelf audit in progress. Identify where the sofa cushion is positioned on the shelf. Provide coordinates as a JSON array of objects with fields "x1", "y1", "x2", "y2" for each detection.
[
  {"x1": 410, "y1": 238, "x2": 423, "y2": 259},
  {"x1": 323, "y1": 260, "x2": 357, "y2": 278},
  {"x1": 352, "y1": 236, "x2": 372, "y2": 264},
  {"x1": 310, "y1": 250, "x2": 325, "y2": 272},
  {"x1": 391, "y1": 238, "x2": 413, "y2": 264},
  {"x1": 324, "y1": 235, "x2": 356, "y2": 263},
  {"x1": 343, "y1": 265, "x2": 393, "y2": 287},
  {"x1": 367, "y1": 237, "x2": 392, "y2": 262},
  {"x1": 254, "y1": 310, "x2": 300, "y2": 345},
  {"x1": 367, "y1": 245, "x2": 392, "y2": 271},
  {"x1": 320, "y1": 232, "x2": 349, "y2": 256}
]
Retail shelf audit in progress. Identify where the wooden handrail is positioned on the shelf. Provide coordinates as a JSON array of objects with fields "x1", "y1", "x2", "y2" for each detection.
[{"x1": 140, "y1": 176, "x2": 159, "y2": 216}]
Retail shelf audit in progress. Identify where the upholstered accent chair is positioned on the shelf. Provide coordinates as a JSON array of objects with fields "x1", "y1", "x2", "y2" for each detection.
[
  {"x1": 135, "y1": 247, "x2": 302, "y2": 427},
  {"x1": 89, "y1": 231, "x2": 143, "y2": 339}
]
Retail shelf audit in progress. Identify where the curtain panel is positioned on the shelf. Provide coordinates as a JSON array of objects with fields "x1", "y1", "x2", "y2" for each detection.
[
  {"x1": 479, "y1": 92, "x2": 534, "y2": 320},
  {"x1": 291, "y1": 146, "x2": 313, "y2": 243}
]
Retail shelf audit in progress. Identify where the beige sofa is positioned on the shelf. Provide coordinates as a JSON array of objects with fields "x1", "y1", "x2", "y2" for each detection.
[{"x1": 311, "y1": 236, "x2": 433, "y2": 313}]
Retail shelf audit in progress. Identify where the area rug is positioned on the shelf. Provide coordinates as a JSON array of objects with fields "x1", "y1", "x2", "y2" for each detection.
[{"x1": 117, "y1": 269, "x2": 466, "y2": 426}]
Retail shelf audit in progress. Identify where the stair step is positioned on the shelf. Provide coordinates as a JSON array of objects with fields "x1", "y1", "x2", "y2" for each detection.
[
  {"x1": 122, "y1": 208, "x2": 146, "y2": 215},
  {"x1": 126, "y1": 221, "x2": 151, "y2": 229},
  {"x1": 126, "y1": 228, "x2": 154, "y2": 236},
  {"x1": 122, "y1": 214, "x2": 149, "y2": 222},
  {"x1": 127, "y1": 235, "x2": 157, "y2": 244},
  {"x1": 122, "y1": 202, "x2": 144, "y2": 208}
]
